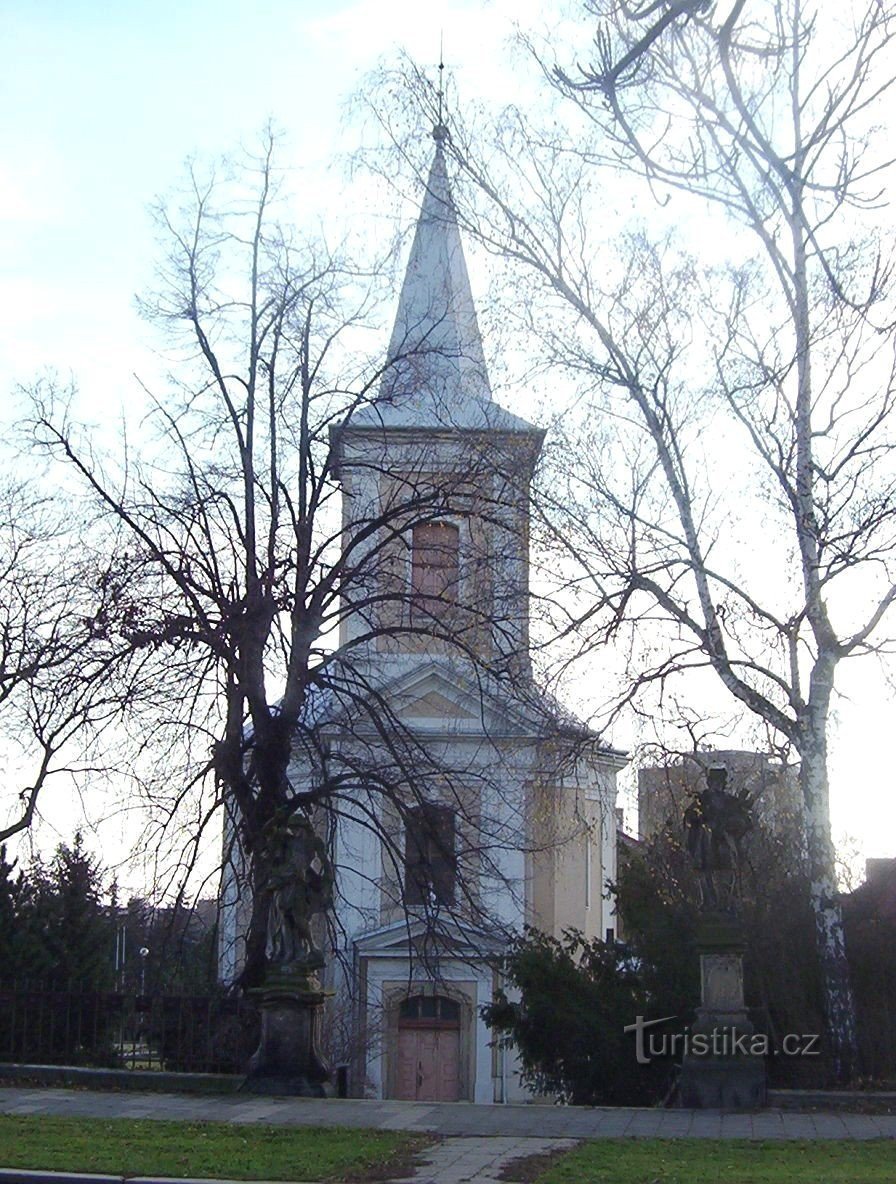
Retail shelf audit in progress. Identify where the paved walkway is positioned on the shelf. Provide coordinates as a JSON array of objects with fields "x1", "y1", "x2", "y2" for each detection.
[
  {"x1": 1, "y1": 1087, "x2": 895, "y2": 1140},
  {"x1": 393, "y1": 1137, "x2": 576, "y2": 1184}
]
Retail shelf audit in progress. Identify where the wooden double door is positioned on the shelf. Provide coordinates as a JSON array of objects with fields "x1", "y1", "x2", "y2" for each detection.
[{"x1": 395, "y1": 994, "x2": 462, "y2": 1102}]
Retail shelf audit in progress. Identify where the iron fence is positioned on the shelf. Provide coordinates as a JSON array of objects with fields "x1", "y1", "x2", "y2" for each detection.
[{"x1": 0, "y1": 984, "x2": 259, "y2": 1074}]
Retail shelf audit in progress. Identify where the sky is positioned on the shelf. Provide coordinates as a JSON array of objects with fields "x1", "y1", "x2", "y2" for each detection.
[
  {"x1": 1, "y1": 0, "x2": 533, "y2": 402},
  {"x1": 1, "y1": 0, "x2": 894, "y2": 888}
]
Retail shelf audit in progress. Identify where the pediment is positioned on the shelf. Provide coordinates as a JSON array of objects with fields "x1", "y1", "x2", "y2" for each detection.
[
  {"x1": 381, "y1": 662, "x2": 523, "y2": 734},
  {"x1": 310, "y1": 659, "x2": 624, "y2": 759},
  {"x1": 396, "y1": 687, "x2": 477, "y2": 721},
  {"x1": 353, "y1": 914, "x2": 505, "y2": 957}
]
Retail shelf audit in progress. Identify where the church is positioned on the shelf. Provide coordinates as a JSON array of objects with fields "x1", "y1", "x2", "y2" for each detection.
[{"x1": 219, "y1": 126, "x2": 624, "y2": 1103}]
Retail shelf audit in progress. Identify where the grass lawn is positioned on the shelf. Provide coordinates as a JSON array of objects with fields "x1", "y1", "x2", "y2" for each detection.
[
  {"x1": 537, "y1": 1138, "x2": 896, "y2": 1184},
  {"x1": 0, "y1": 1115, "x2": 428, "y2": 1181}
]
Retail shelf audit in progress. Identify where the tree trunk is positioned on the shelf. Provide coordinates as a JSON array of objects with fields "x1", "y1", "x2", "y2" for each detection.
[{"x1": 800, "y1": 682, "x2": 858, "y2": 1082}]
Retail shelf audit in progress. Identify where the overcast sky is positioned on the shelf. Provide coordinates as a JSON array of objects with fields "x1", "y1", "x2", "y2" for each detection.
[{"x1": 2, "y1": 0, "x2": 894, "y2": 887}]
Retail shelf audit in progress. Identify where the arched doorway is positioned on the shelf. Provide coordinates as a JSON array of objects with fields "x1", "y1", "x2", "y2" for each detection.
[{"x1": 395, "y1": 994, "x2": 462, "y2": 1102}]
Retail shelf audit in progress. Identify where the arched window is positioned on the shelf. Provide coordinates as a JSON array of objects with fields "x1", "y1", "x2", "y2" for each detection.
[
  {"x1": 411, "y1": 521, "x2": 459, "y2": 619},
  {"x1": 399, "y1": 994, "x2": 461, "y2": 1027}
]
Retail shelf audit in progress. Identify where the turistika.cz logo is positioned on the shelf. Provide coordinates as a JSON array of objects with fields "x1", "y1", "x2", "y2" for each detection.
[{"x1": 623, "y1": 1015, "x2": 822, "y2": 1065}]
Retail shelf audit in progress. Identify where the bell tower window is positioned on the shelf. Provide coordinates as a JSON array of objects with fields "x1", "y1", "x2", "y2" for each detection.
[{"x1": 411, "y1": 521, "x2": 459, "y2": 620}]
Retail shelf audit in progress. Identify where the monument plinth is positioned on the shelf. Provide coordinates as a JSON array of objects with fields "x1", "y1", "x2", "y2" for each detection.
[
  {"x1": 244, "y1": 958, "x2": 334, "y2": 1096},
  {"x1": 677, "y1": 913, "x2": 766, "y2": 1109}
]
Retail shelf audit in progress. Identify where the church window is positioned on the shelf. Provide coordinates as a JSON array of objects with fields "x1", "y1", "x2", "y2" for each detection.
[
  {"x1": 404, "y1": 803, "x2": 456, "y2": 906},
  {"x1": 410, "y1": 521, "x2": 459, "y2": 619},
  {"x1": 399, "y1": 994, "x2": 461, "y2": 1026}
]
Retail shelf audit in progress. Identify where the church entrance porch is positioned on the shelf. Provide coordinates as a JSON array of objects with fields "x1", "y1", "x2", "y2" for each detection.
[
  {"x1": 395, "y1": 994, "x2": 461, "y2": 1101},
  {"x1": 350, "y1": 920, "x2": 506, "y2": 1102}
]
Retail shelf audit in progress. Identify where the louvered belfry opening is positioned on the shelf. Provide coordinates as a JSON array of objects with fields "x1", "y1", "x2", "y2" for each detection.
[{"x1": 410, "y1": 521, "x2": 460, "y2": 621}]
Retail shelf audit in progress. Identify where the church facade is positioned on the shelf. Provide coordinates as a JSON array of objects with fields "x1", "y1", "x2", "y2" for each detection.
[{"x1": 219, "y1": 130, "x2": 624, "y2": 1103}]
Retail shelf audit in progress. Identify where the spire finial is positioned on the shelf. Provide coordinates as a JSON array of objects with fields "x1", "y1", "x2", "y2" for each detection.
[{"x1": 433, "y1": 34, "x2": 449, "y2": 145}]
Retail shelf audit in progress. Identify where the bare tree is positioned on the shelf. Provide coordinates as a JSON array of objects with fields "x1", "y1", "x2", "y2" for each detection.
[
  {"x1": 373, "y1": 0, "x2": 896, "y2": 1078},
  {"x1": 29, "y1": 130, "x2": 584, "y2": 1010},
  {"x1": 0, "y1": 478, "x2": 122, "y2": 846}
]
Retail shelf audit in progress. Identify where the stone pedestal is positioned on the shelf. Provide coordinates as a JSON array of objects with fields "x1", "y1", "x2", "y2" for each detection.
[
  {"x1": 677, "y1": 916, "x2": 766, "y2": 1110},
  {"x1": 243, "y1": 962, "x2": 333, "y2": 1097}
]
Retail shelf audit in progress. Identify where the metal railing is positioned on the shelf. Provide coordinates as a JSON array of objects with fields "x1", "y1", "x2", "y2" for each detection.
[{"x1": 0, "y1": 983, "x2": 259, "y2": 1074}]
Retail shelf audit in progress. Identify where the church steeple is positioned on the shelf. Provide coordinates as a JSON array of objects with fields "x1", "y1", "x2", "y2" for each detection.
[
  {"x1": 382, "y1": 129, "x2": 492, "y2": 410},
  {"x1": 350, "y1": 131, "x2": 535, "y2": 434},
  {"x1": 332, "y1": 126, "x2": 545, "y2": 666}
]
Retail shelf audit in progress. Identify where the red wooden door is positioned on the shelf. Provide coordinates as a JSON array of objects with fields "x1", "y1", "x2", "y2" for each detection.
[{"x1": 396, "y1": 1027, "x2": 460, "y2": 1101}]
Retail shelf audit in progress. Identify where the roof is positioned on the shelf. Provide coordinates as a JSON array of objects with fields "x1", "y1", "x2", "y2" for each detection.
[
  {"x1": 347, "y1": 133, "x2": 540, "y2": 437},
  {"x1": 280, "y1": 659, "x2": 626, "y2": 767}
]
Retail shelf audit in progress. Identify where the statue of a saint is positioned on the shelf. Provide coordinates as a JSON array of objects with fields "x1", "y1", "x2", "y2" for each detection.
[
  {"x1": 684, "y1": 766, "x2": 753, "y2": 912},
  {"x1": 263, "y1": 812, "x2": 334, "y2": 970}
]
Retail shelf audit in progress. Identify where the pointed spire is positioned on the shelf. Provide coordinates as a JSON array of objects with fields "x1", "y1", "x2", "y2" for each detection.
[
  {"x1": 345, "y1": 127, "x2": 539, "y2": 435},
  {"x1": 380, "y1": 128, "x2": 494, "y2": 419}
]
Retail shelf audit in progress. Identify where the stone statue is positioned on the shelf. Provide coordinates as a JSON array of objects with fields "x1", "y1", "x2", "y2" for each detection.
[
  {"x1": 684, "y1": 766, "x2": 753, "y2": 912},
  {"x1": 247, "y1": 810, "x2": 335, "y2": 1097},
  {"x1": 263, "y1": 811, "x2": 334, "y2": 970}
]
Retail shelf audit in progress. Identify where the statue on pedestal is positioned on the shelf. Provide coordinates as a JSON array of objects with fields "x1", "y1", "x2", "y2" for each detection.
[
  {"x1": 678, "y1": 765, "x2": 766, "y2": 1110},
  {"x1": 244, "y1": 809, "x2": 335, "y2": 1097},
  {"x1": 684, "y1": 766, "x2": 753, "y2": 912}
]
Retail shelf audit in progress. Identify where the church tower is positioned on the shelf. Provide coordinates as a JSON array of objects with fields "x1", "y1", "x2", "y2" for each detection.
[{"x1": 331, "y1": 128, "x2": 544, "y2": 678}]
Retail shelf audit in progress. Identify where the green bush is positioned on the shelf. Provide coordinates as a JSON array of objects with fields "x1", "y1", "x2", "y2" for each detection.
[{"x1": 482, "y1": 928, "x2": 675, "y2": 1105}]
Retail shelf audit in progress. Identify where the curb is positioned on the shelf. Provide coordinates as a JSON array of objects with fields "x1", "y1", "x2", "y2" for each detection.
[
  {"x1": 0, "y1": 1175, "x2": 119, "y2": 1184},
  {"x1": 0, "y1": 1066, "x2": 243, "y2": 1096},
  {"x1": 768, "y1": 1088, "x2": 896, "y2": 1112},
  {"x1": 0, "y1": 1174, "x2": 317, "y2": 1184}
]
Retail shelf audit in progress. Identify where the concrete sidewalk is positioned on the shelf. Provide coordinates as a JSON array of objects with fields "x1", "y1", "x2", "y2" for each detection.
[{"x1": 1, "y1": 1086, "x2": 895, "y2": 1140}]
